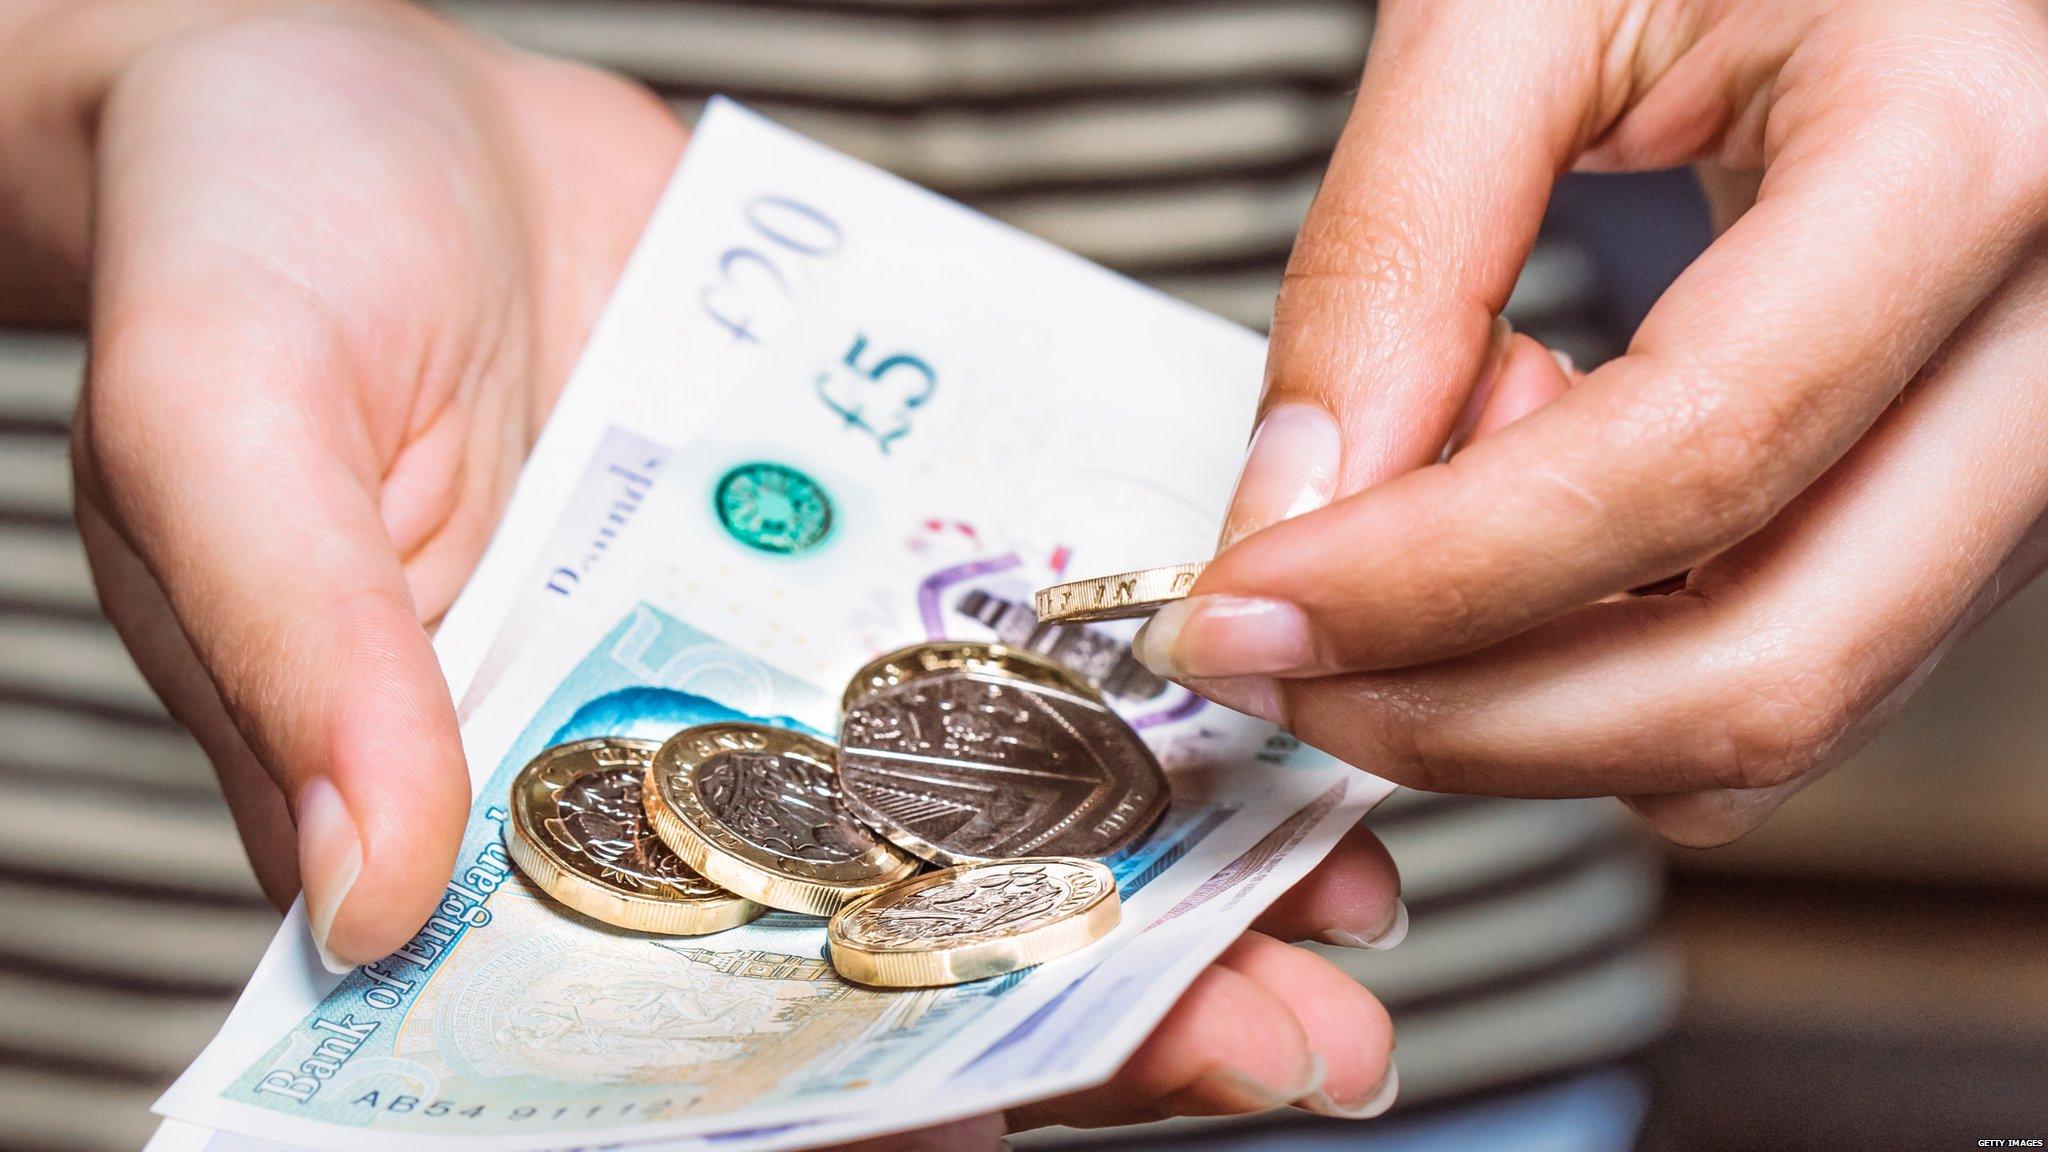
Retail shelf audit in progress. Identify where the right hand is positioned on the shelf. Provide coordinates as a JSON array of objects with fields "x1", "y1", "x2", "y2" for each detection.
[{"x1": 1142, "y1": 0, "x2": 2048, "y2": 847}]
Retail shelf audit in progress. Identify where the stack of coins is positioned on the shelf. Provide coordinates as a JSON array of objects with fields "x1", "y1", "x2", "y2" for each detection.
[{"x1": 503, "y1": 641, "x2": 1166, "y2": 988}]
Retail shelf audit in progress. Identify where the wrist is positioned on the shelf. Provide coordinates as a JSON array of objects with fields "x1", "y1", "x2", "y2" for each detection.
[{"x1": 0, "y1": 0, "x2": 396, "y2": 324}]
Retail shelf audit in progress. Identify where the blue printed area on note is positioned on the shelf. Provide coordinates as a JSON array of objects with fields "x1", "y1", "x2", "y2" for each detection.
[
  {"x1": 221, "y1": 605, "x2": 838, "y2": 1134},
  {"x1": 1105, "y1": 805, "x2": 1234, "y2": 897},
  {"x1": 539, "y1": 602, "x2": 827, "y2": 743},
  {"x1": 218, "y1": 603, "x2": 1238, "y2": 1140}
]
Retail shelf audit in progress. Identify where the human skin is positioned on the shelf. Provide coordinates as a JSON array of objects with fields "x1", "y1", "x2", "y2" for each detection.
[
  {"x1": 1139, "y1": 0, "x2": 2048, "y2": 848},
  {"x1": 2, "y1": 0, "x2": 1402, "y2": 1136}
]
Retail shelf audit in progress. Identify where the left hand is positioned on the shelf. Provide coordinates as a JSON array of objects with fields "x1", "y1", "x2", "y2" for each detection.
[
  {"x1": 830, "y1": 823, "x2": 1406, "y2": 1150},
  {"x1": 1134, "y1": 0, "x2": 2048, "y2": 847}
]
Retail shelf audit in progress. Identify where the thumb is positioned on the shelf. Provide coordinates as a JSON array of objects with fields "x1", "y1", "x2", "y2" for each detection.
[
  {"x1": 81, "y1": 299, "x2": 469, "y2": 974},
  {"x1": 1223, "y1": 0, "x2": 1603, "y2": 537},
  {"x1": 83, "y1": 305, "x2": 470, "y2": 970}
]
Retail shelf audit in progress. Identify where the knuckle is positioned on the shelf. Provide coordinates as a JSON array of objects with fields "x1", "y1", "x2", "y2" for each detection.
[
  {"x1": 1289, "y1": 186, "x2": 1431, "y2": 284},
  {"x1": 1799, "y1": 3, "x2": 2048, "y2": 209},
  {"x1": 1607, "y1": 369, "x2": 1789, "y2": 552},
  {"x1": 207, "y1": 639, "x2": 298, "y2": 744},
  {"x1": 1386, "y1": 746, "x2": 1476, "y2": 797},
  {"x1": 79, "y1": 346, "x2": 161, "y2": 505},
  {"x1": 68, "y1": 395, "x2": 103, "y2": 510},
  {"x1": 1378, "y1": 473, "x2": 1527, "y2": 651},
  {"x1": 1368, "y1": 724, "x2": 1453, "y2": 794},
  {"x1": 82, "y1": 301, "x2": 314, "y2": 528},
  {"x1": 1302, "y1": 681, "x2": 1472, "y2": 795},
  {"x1": 80, "y1": 315, "x2": 223, "y2": 516},
  {"x1": 1707, "y1": 650, "x2": 1857, "y2": 792},
  {"x1": 1368, "y1": 709, "x2": 1482, "y2": 799},
  {"x1": 1397, "y1": 561, "x2": 1488, "y2": 651},
  {"x1": 211, "y1": 583, "x2": 415, "y2": 729},
  {"x1": 1279, "y1": 194, "x2": 1442, "y2": 322}
]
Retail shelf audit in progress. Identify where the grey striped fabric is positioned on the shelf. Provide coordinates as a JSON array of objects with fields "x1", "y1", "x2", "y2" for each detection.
[{"x1": 0, "y1": 4, "x2": 1672, "y2": 1149}]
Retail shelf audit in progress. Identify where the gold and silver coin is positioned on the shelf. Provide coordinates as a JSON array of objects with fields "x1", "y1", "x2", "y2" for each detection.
[
  {"x1": 1033, "y1": 562, "x2": 1206, "y2": 625},
  {"x1": 504, "y1": 737, "x2": 767, "y2": 935},
  {"x1": 838, "y1": 642, "x2": 1168, "y2": 866},
  {"x1": 828, "y1": 857, "x2": 1121, "y2": 987},
  {"x1": 644, "y1": 722, "x2": 920, "y2": 916}
]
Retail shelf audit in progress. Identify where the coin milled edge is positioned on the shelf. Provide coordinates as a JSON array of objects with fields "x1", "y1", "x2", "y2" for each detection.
[
  {"x1": 504, "y1": 737, "x2": 767, "y2": 936},
  {"x1": 840, "y1": 640, "x2": 1102, "y2": 714},
  {"x1": 827, "y1": 858, "x2": 1122, "y2": 987},
  {"x1": 643, "y1": 722, "x2": 919, "y2": 917},
  {"x1": 1033, "y1": 562, "x2": 1207, "y2": 625}
]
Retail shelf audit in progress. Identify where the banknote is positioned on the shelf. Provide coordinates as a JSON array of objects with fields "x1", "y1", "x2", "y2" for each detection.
[
  {"x1": 157, "y1": 459, "x2": 1381, "y2": 1150},
  {"x1": 151, "y1": 100, "x2": 1394, "y2": 1151},
  {"x1": 431, "y1": 94, "x2": 1285, "y2": 707},
  {"x1": 451, "y1": 425, "x2": 670, "y2": 721}
]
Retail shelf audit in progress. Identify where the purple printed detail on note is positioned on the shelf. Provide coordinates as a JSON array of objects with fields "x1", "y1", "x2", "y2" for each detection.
[
  {"x1": 917, "y1": 553, "x2": 1024, "y2": 638},
  {"x1": 1147, "y1": 779, "x2": 1347, "y2": 929},
  {"x1": 1130, "y1": 690, "x2": 1206, "y2": 731},
  {"x1": 914, "y1": 553, "x2": 1205, "y2": 731}
]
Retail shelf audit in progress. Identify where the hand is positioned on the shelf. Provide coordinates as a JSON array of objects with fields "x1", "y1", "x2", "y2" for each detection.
[
  {"x1": 36, "y1": 0, "x2": 1403, "y2": 1128},
  {"x1": 1136, "y1": 0, "x2": 2048, "y2": 846},
  {"x1": 65, "y1": 0, "x2": 684, "y2": 960}
]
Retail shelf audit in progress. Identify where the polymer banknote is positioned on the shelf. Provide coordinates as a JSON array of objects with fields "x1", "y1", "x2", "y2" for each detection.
[
  {"x1": 432, "y1": 96, "x2": 1298, "y2": 710},
  {"x1": 149, "y1": 101, "x2": 1393, "y2": 1152},
  {"x1": 153, "y1": 369, "x2": 1384, "y2": 1149}
]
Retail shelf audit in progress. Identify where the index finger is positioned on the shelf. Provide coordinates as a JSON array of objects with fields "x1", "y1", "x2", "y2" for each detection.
[
  {"x1": 1173, "y1": 6, "x2": 2048, "y2": 679},
  {"x1": 1253, "y1": 0, "x2": 1596, "y2": 496}
]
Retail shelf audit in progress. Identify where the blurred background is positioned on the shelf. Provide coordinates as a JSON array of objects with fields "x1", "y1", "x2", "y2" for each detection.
[{"x1": 2, "y1": 2, "x2": 2044, "y2": 1150}]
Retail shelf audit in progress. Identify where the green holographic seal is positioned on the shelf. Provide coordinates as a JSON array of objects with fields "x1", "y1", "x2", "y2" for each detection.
[{"x1": 715, "y1": 462, "x2": 833, "y2": 555}]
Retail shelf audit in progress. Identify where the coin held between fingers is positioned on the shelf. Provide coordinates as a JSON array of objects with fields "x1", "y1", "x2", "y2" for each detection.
[{"x1": 1034, "y1": 562, "x2": 1207, "y2": 625}]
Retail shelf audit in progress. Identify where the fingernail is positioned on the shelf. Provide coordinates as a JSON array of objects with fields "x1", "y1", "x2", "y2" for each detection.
[
  {"x1": 1297, "y1": 1061, "x2": 1399, "y2": 1120},
  {"x1": 1550, "y1": 347, "x2": 1576, "y2": 376},
  {"x1": 1178, "y1": 676, "x2": 1284, "y2": 725},
  {"x1": 1133, "y1": 596, "x2": 1316, "y2": 681},
  {"x1": 1165, "y1": 1053, "x2": 1326, "y2": 1117},
  {"x1": 297, "y1": 777, "x2": 363, "y2": 974},
  {"x1": 1317, "y1": 899, "x2": 1408, "y2": 951},
  {"x1": 1446, "y1": 316, "x2": 1514, "y2": 455},
  {"x1": 1217, "y1": 403, "x2": 1342, "y2": 551}
]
